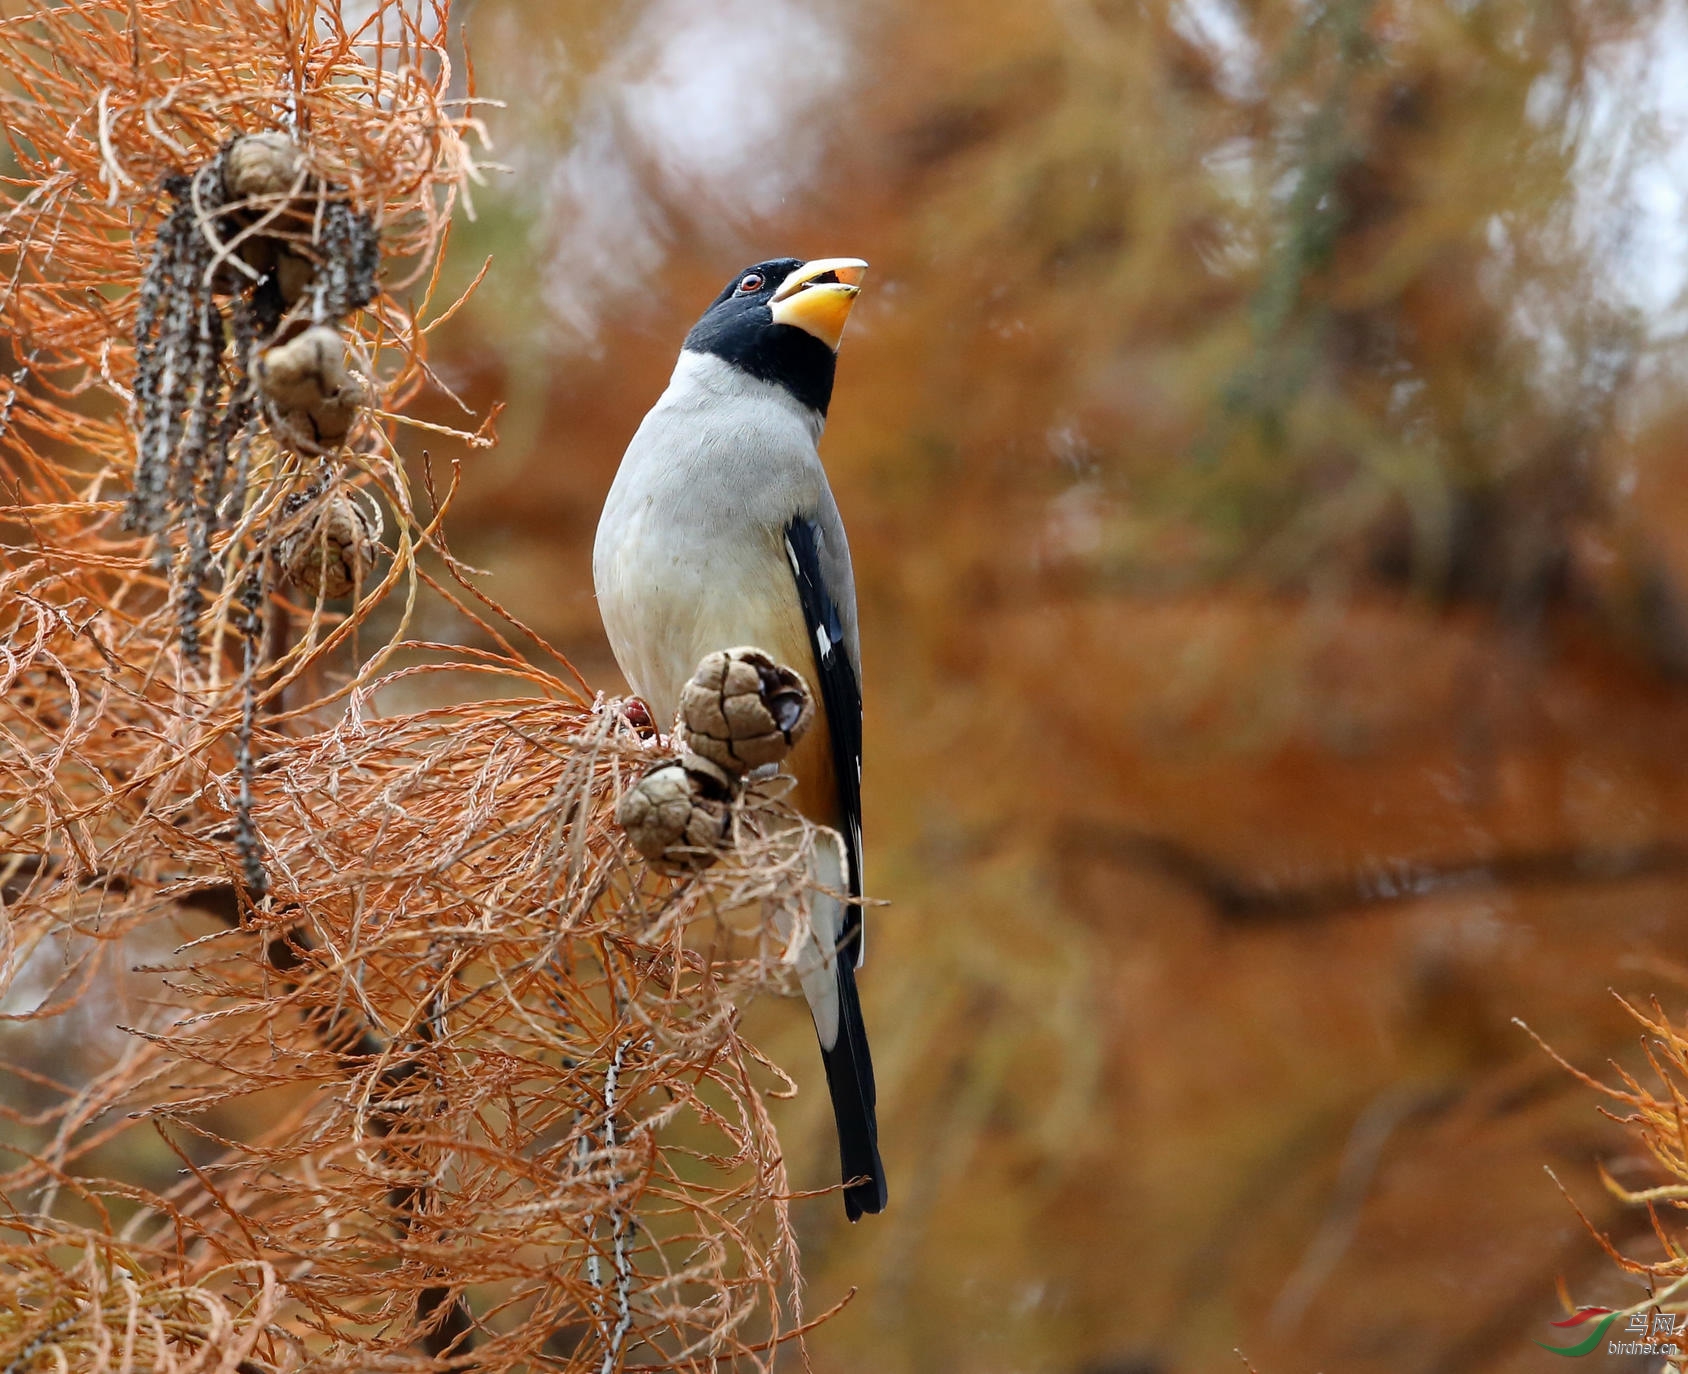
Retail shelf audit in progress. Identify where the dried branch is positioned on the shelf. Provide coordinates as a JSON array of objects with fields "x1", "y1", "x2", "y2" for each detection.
[{"x1": 0, "y1": 3, "x2": 829, "y2": 1370}]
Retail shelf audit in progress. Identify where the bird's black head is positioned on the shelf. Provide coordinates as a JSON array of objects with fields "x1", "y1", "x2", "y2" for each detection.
[{"x1": 682, "y1": 256, "x2": 867, "y2": 416}]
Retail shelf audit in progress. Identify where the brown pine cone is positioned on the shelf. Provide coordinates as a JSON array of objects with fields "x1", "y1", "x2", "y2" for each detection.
[
  {"x1": 677, "y1": 647, "x2": 815, "y2": 776},
  {"x1": 223, "y1": 132, "x2": 307, "y2": 202},
  {"x1": 256, "y1": 325, "x2": 370, "y2": 453},
  {"x1": 277, "y1": 486, "x2": 383, "y2": 602},
  {"x1": 615, "y1": 753, "x2": 737, "y2": 868}
]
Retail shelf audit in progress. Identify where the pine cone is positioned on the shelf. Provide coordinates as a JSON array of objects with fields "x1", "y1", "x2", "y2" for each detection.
[
  {"x1": 678, "y1": 648, "x2": 815, "y2": 775},
  {"x1": 277, "y1": 486, "x2": 383, "y2": 601},
  {"x1": 615, "y1": 754, "x2": 736, "y2": 868},
  {"x1": 222, "y1": 132, "x2": 307, "y2": 202},
  {"x1": 256, "y1": 326, "x2": 369, "y2": 452}
]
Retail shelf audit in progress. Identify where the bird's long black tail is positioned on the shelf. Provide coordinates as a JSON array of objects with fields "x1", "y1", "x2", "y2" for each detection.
[{"x1": 819, "y1": 952, "x2": 886, "y2": 1220}]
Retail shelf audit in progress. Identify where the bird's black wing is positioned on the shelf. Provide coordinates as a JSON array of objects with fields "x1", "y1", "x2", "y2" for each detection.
[
  {"x1": 785, "y1": 513, "x2": 884, "y2": 1219},
  {"x1": 783, "y1": 514, "x2": 865, "y2": 952}
]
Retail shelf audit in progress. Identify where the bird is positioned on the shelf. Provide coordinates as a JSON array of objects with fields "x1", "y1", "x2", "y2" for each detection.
[{"x1": 594, "y1": 256, "x2": 885, "y2": 1220}]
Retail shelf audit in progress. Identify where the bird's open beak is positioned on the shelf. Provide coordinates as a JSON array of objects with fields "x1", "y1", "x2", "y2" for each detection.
[{"x1": 769, "y1": 257, "x2": 868, "y2": 351}]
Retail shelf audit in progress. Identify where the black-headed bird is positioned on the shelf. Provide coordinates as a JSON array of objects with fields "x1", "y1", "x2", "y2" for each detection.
[{"x1": 593, "y1": 257, "x2": 885, "y2": 1220}]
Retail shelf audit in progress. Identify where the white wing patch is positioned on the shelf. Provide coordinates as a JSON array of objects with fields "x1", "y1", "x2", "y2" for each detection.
[{"x1": 850, "y1": 814, "x2": 866, "y2": 967}]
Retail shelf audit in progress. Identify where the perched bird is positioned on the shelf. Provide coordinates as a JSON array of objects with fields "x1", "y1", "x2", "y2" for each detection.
[{"x1": 594, "y1": 257, "x2": 885, "y2": 1220}]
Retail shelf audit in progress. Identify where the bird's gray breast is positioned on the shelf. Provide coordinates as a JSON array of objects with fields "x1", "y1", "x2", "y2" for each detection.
[{"x1": 593, "y1": 352, "x2": 853, "y2": 723}]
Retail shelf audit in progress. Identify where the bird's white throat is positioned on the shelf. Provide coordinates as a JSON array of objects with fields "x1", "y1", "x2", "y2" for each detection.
[{"x1": 664, "y1": 349, "x2": 826, "y2": 446}]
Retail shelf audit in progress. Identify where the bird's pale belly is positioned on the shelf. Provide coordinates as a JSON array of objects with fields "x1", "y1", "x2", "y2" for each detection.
[
  {"x1": 599, "y1": 522, "x2": 811, "y2": 727},
  {"x1": 598, "y1": 518, "x2": 840, "y2": 837}
]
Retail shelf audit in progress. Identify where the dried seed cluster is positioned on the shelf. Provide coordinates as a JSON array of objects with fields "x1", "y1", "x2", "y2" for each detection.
[
  {"x1": 129, "y1": 151, "x2": 262, "y2": 658},
  {"x1": 127, "y1": 131, "x2": 381, "y2": 653},
  {"x1": 616, "y1": 647, "x2": 816, "y2": 868}
]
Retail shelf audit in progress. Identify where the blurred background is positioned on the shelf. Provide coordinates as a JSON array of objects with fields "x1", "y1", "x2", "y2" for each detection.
[{"x1": 409, "y1": 0, "x2": 1688, "y2": 1368}]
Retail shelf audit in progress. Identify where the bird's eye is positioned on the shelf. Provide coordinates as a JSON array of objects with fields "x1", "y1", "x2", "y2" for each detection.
[{"x1": 737, "y1": 272, "x2": 764, "y2": 294}]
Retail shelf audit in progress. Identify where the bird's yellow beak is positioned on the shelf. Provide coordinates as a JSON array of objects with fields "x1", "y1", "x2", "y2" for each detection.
[{"x1": 769, "y1": 257, "x2": 868, "y2": 351}]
